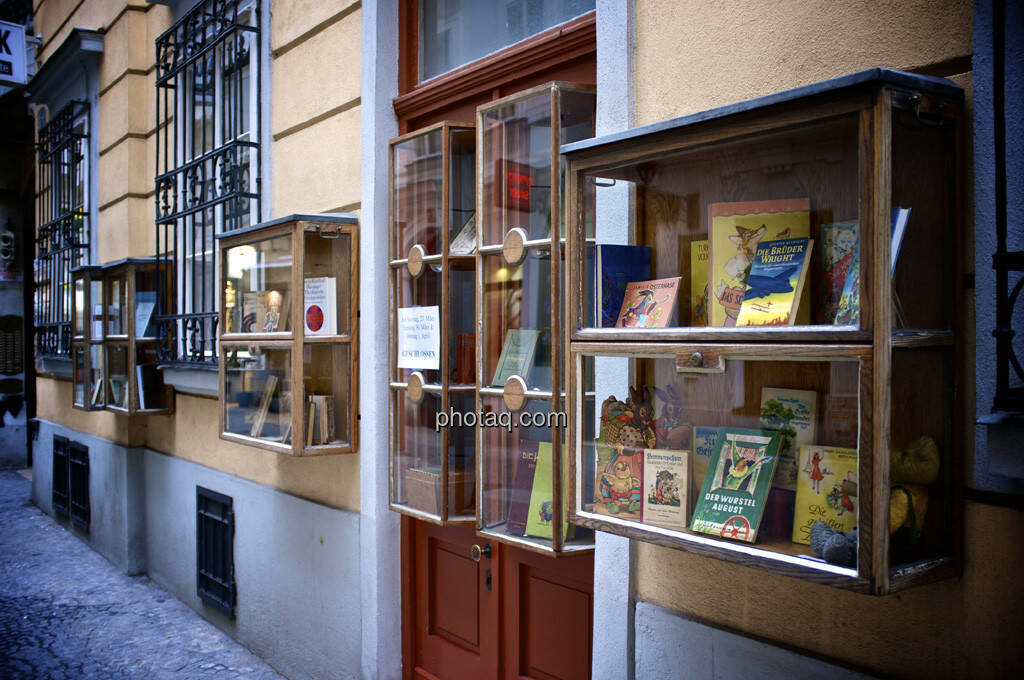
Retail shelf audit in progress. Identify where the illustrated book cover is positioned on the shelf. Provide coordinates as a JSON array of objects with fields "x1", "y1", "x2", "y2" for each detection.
[
  {"x1": 821, "y1": 221, "x2": 859, "y2": 323},
  {"x1": 735, "y1": 237, "x2": 814, "y2": 326},
  {"x1": 834, "y1": 244, "x2": 861, "y2": 325},
  {"x1": 691, "y1": 426, "x2": 718, "y2": 507},
  {"x1": 690, "y1": 239, "x2": 708, "y2": 326},
  {"x1": 303, "y1": 277, "x2": 337, "y2": 336},
  {"x1": 491, "y1": 328, "x2": 540, "y2": 386},
  {"x1": 615, "y1": 277, "x2": 681, "y2": 329},
  {"x1": 525, "y1": 442, "x2": 574, "y2": 540},
  {"x1": 595, "y1": 244, "x2": 652, "y2": 328},
  {"x1": 709, "y1": 198, "x2": 810, "y2": 326},
  {"x1": 689, "y1": 428, "x2": 781, "y2": 543},
  {"x1": 506, "y1": 439, "x2": 540, "y2": 535},
  {"x1": 759, "y1": 387, "x2": 817, "y2": 491},
  {"x1": 792, "y1": 445, "x2": 858, "y2": 545},
  {"x1": 593, "y1": 443, "x2": 643, "y2": 521},
  {"x1": 642, "y1": 448, "x2": 692, "y2": 530}
]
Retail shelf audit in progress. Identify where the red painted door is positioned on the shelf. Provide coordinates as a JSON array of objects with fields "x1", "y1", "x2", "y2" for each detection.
[{"x1": 403, "y1": 517, "x2": 593, "y2": 680}]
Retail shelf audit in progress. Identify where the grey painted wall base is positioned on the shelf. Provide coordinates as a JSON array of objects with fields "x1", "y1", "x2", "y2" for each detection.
[
  {"x1": 32, "y1": 419, "x2": 146, "y2": 575},
  {"x1": 634, "y1": 601, "x2": 878, "y2": 680}
]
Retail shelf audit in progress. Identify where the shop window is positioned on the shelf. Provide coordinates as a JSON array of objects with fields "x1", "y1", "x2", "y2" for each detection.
[
  {"x1": 155, "y1": 0, "x2": 261, "y2": 365},
  {"x1": 68, "y1": 441, "x2": 90, "y2": 530},
  {"x1": 52, "y1": 434, "x2": 69, "y2": 516},
  {"x1": 196, "y1": 486, "x2": 236, "y2": 618},
  {"x1": 35, "y1": 101, "x2": 89, "y2": 358},
  {"x1": 417, "y1": 0, "x2": 595, "y2": 82}
]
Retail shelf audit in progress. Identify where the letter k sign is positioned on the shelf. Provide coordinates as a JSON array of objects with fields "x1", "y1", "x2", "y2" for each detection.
[{"x1": 0, "y1": 29, "x2": 10, "y2": 55}]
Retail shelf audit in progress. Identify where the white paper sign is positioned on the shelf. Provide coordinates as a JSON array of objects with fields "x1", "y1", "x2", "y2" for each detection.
[
  {"x1": 397, "y1": 306, "x2": 441, "y2": 370},
  {"x1": 0, "y1": 21, "x2": 28, "y2": 87}
]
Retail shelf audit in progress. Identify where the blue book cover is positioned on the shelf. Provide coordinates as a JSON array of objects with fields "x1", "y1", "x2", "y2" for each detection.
[
  {"x1": 596, "y1": 244, "x2": 651, "y2": 328},
  {"x1": 735, "y1": 237, "x2": 813, "y2": 326}
]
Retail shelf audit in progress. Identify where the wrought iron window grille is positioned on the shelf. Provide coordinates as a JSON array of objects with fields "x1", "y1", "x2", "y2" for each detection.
[
  {"x1": 35, "y1": 101, "x2": 89, "y2": 358},
  {"x1": 155, "y1": 0, "x2": 261, "y2": 365},
  {"x1": 196, "y1": 486, "x2": 236, "y2": 618}
]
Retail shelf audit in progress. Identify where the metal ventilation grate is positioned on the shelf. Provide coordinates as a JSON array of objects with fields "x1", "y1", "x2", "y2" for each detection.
[
  {"x1": 51, "y1": 435, "x2": 69, "y2": 516},
  {"x1": 68, "y1": 441, "x2": 90, "y2": 530},
  {"x1": 196, "y1": 486, "x2": 236, "y2": 618}
]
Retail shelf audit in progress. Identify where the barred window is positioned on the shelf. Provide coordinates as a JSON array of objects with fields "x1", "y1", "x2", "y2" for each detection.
[
  {"x1": 155, "y1": 0, "x2": 261, "y2": 364},
  {"x1": 35, "y1": 101, "x2": 89, "y2": 358}
]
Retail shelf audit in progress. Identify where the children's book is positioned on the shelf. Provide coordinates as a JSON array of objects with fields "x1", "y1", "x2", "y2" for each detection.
[
  {"x1": 690, "y1": 239, "x2": 708, "y2": 326},
  {"x1": 759, "y1": 387, "x2": 817, "y2": 491},
  {"x1": 242, "y1": 291, "x2": 266, "y2": 333},
  {"x1": 735, "y1": 238, "x2": 814, "y2": 326},
  {"x1": 505, "y1": 440, "x2": 540, "y2": 535},
  {"x1": 792, "y1": 445, "x2": 858, "y2": 545},
  {"x1": 709, "y1": 199, "x2": 810, "y2": 327},
  {"x1": 304, "y1": 277, "x2": 337, "y2": 336},
  {"x1": 135, "y1": 291, "x2": 158, "y2": 338},
  {"x1": 525, "y1": 442, "x2": 574, "y2": 540},
  {"x1": 833, "y1": 246, "x2": 861, "y2": 325},
  {"x1": 890, "y1": 206, "x2": 912, "y2": 277},
  {"x1": 615, "y1": 277, "x2": 681, "y2": 328},
  {"x1": 595, "y1": 244, "x2": 652, "y2": 328},
  {"x1": 691, "y1": 426, "x2": 718, "y2": 510},
  {"x1": 642, "y1": 448, "x2": 692, "y2": 530},
  {"x1": 593, "y1": 443, "x2": 643, "y2": 521},
  {"x1": 491, "y1": 329, "x2": 540, "y2": 386},
  {"x1": 689, "y1": 428, "x2": 781, "y2": 543},
  {"x1": 821, "y1": 221, "x2": 859, "y2": 323},
  {"x1": 449, "y1": 213, "x2": 477, "y2": 255}
]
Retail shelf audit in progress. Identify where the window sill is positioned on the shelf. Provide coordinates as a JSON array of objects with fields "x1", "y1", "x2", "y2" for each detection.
[{"x1": 159, "y1": 365, "x2": 219, "y2": 398}]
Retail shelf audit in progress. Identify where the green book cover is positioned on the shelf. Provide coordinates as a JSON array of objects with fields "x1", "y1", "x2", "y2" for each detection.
[
  {"x1": 491, "y1": 329, "x2": 540, "y2": 386},
  {"x1": 524, "y1": 442, "x2": 574, "y2": 541},
  {"x1": 689, "y1": 427, "x2": 781, "y2": 543}
]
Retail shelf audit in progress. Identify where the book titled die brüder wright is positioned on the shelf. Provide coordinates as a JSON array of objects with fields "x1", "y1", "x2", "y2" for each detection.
[
  {"x1": 735, "y1": 237, "x2": 814, "y2": 326},
  {"x1": 709, "y1": 198, "x2": 810, "y2": 327},
  {"x1": 690, "y1": 428, "x2": 781, "y2": 543}
]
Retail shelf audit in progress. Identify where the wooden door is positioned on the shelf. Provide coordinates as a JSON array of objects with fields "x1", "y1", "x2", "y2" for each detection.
[{"x1": 403, "y1": 517, "x2": 593, "y2": 680}]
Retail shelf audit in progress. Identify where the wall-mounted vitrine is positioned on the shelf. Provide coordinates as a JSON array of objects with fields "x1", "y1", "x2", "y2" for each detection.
[
  {"x1": 475, "y1": 82, "x2": 597, "y2": 554},
  {"x1": 562, "y1": 69, "x2": 964, "y2": 593},
  {"x1": 388, "y1": 121, "x2": 477, "y2": 524},
  {"x1": 71, "y1": 259, "x2": 172, "y2": 414},
  {"x1": 217, "y1": 214, "x2": 359, "y2": 455}
]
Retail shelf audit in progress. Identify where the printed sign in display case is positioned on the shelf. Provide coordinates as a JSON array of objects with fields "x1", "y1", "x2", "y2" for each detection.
[
  {"x1": 71, "y1": 259, "x2": 172, "y2": 414},
  {"x1": 562, "y1": 69, "x2": 965, "y2": 592},
  {"x1": 217, "y1": 214, "x2": 359, "y2": 455}
]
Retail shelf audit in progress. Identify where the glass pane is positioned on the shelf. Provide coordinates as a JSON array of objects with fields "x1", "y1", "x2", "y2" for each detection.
[
  {"x1": 396, "y1": 266, "x2": 442, "y2": 384},
  {"x1": 135, "y1": 268, "x2": 159, "y2": 338},
  {"x1": 393, "y1": 128, "x2": 443, "y2": 258},
  {"x1": 73, "y1": 345, "x2": 86, "y2": 406},
  {"x1": 223, "y1": 347, "x2": 292, "y2": 444},
  {"x1": 90, "y1": 279, "x2": 104, "y2": 338},
  {"x1": 224, "y1": 235, "x2": 292, "y2": 334},
  {"x1": 304, "y1": 230, "x2": 352, "y2": 337},
  {"x1": 478, "y1": 396, "x2": 588, "y2": 549},
  {"x1": 449, "y1": 127, "x2": 476, "y2": 254},
  {"x1": 578, "y1": 351, "x2": 861, "y2": 570},
  {"x1": 73, "y1": 277, "x2": 85, "y2": 337},
  {"x1": 481, "y1": 250, "x2": 558, "y2": 391},
  {"x1": 418, "y1": 0, "x2": 595, "y2": 82},
  {"x1": 302, "y1": 343, "x2": 351, "y2": 449},
  {"x1": 89, "y1": 344, "x2": 104, "y2": 408},
  {"x1": 448, "y1": 267, "x2": 475, "y2": 386},
  {"x1": 581, "y1": 115, "x2": 861, "y2": 330},
  {"x1": 136, "y1": 343, "x2": 168, "y2": 411},
  {"x1": 106, "y1": 344, "x2": 130, "y2": 409}
]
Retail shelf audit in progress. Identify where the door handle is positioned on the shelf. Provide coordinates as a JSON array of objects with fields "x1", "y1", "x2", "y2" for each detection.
[{"x1": 470, "y1": 543, "x2": 492, "y2": 562}]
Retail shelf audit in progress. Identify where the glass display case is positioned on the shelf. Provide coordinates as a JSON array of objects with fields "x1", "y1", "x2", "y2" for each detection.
[
  {"x1": 562, "y1": 69, "x2": 964, "y2": 592},
  {"x1": 71, "y1": 265, "x2": 103, "y2": 409},
  {"x1": 476, "y1": 82, "x2": 596, "y2": 553},
  {"x1": 218, "y1": 213, "x2": 359, "y2": 455},
  {"x1": 389, "y1": 121, "x2": 477, "y2": 523}
]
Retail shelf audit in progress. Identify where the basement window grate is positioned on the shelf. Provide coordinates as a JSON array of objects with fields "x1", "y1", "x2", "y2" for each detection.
[
  {"x1": 52, "y1": 435, "x2": 69, "y2": 516},
  {"x1": 68, "y1": 441, "x2": 90, "y2": 530},
  {"x1": 196, "y1": 486, "x2": 236, "y2": 618}
]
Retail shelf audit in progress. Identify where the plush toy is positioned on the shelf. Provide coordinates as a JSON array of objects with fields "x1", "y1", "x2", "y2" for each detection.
[
  {"x1": 888, "y1": 435, "x2": 939, "y2": 540},
  {"x1": 809, "y1": 521, "x2": 857, "y2": 567}
]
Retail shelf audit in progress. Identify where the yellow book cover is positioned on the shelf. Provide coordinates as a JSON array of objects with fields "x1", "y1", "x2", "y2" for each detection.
[
  {"x1": 709, "y1": 199, "x2": 810, "y2": 326},
  {"x1": 690, "y1": 239, "x2": 708, "y2": 326},
  {"x1": 791, "y1": 444, "x2": 858, "y2": 545}
]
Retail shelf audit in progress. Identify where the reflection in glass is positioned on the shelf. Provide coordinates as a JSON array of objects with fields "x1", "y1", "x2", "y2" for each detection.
[
  {"x1": 224, "y1": 236, "x2": 292, "y2": 333},
  {"x1": 223, "y1": 347, "x2": 291, "y2": 444},
  {"x1": 106, "y1": 344, "x2": 129, "y2": 409}
]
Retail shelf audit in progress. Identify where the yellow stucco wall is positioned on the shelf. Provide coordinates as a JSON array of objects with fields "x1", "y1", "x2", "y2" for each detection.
[{"x1": 631, "y1": 2, "x2": 1020, "y2": 678}]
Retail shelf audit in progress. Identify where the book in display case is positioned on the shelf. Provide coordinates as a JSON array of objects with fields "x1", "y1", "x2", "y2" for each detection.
[
  {"x1": 388, "y1": 122, "x2": 478, "y2": 523},
  {"x1": 70, "y1": 259, "x2": 172, "y2": 414},
  {"x1": 475, "y1": 82, "x2": 597, "y2": 554},
  {"x1": 562, "y1": 69, "x2": 965, "y2": 593},
  {"x1": 217, "y1": 214, "x2": 359, "y2": 455}
]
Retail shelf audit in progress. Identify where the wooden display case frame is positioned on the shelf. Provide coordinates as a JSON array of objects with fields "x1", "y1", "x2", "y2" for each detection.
[
  {"x1": 562, "y1": 69, "x2": 966, "y2": 592},
  {"x1": 388, "y1": 121, "x2": 478, "y2": 524},
  {"x1": 71, "y1": 264, "x2": 103, "y2": 410},
  {"x1": 217, "y1": 213, "x2": 359, "y2": 456},
  {"x1": 70, "y1": 259, "x2": 173, "y2": 414},
  {"x1": 475, "y1": 82, "x2": 597, "y2": 554}
]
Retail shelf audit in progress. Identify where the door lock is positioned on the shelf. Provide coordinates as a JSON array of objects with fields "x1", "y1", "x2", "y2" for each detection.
[{"x1": 470, "y1": 543, "x2": 492, "y2": 562}]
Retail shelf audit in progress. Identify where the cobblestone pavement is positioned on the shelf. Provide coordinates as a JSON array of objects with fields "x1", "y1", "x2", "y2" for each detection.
[{"x1": 0, "y1": 470, "x2": 286, "y2": 680}]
